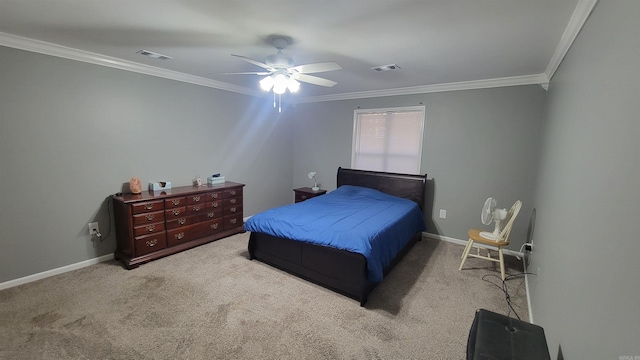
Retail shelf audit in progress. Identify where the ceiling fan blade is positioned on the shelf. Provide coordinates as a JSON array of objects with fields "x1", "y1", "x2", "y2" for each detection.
[
  {"x1": 217, "y1": 71, "x2": 271, "y2": 75},
  {"x1": 294, "y1": 73, "x2": 337, "y2": 87},
  {"x1": 231, "y1": 54, "x2": 274, "y2": 71},
  {"x1": 289, "y1": 61, "x2": 342, "y2": 74}
]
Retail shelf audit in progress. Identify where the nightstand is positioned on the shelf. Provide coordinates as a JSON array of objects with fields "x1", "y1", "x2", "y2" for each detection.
[{"x1": 293, "y1": 187, "x2": 327, "y2": 203}]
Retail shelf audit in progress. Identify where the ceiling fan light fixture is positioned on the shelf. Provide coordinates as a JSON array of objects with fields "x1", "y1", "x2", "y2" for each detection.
[
  {"x1": 272, "y1": 73, "x2": 289, "y2": 94},
  {"x1": 272, "y1": 83, "x2": 287, "y2": 95},
  {"x1": 287, "y1": 78, "x2": 300, "y2": 93},
  {"x1": 259, "y1": 76, "x2": 274, "y2": 91}
]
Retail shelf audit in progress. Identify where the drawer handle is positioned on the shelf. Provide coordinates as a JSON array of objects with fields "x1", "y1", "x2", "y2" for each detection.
[
  {"x1": 192, "y1": 195, "x2": 200, "y2": 202},
  {"x1": 171, "y1": 199, "x2": 180, "y2": 206},
  {"x1": 301, "y1": 195, "x2": 307, "y2": 200},
  {"x1": 178, "y1": 218, "x2": 186, "y2": 225},
  {"x1": 172, "y1": 209, "x2": 181, "y2": 216},
  {"x1": 230, "y1": 198, "x2": 236, "y2": 204},
  {"x1": 175, "y1": 232, "x2": 184, "y2": 240},
  {"x1": 230, "y1": 218, "x2": 237, "y2": 224},
  {"x1": 230, "y1": 191, "x2": 236, "y2": 196},
  {"x1": 145, "y1": 214, "x2": 155, "y2": 221},
  {"x1": 212, "y1": 202, "x2": 218, "y2": 208},
  {"x1": 146, "y1": 239, "x2": 158, "y2": 247},
  {"x1": 230, "y1": 207, "x2": 237, "y2": 213},
  {"x1": 211, "y1": 193, "x2": 219, "y2": 199},
  {"x1": 144, "y1": 204, "x2": 154, "y2": 210},
  {"x1": 207, "y1": 212, "x2": 215, "y2": 218},
  {"x1": 211, "y1": 223, "x2": 219, "y2": 230},
  {"x1": 193, "y1": 205, "x2": 200, "y2": 212},
  {"x1": 146, "y1": 224, "x2": 155, "y2": 232}
]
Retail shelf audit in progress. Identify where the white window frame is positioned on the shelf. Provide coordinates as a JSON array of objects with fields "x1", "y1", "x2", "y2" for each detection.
[{"x1": 351, "y1": 105, "x2": 425, "y2": 175}]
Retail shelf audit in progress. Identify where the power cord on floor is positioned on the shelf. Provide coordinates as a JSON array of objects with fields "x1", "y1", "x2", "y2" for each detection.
[{"x1": 481, "y1": 273, "x2": 534, "y2": 321}]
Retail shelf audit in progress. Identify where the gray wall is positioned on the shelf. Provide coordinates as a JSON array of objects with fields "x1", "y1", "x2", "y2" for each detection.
[
  {"x1": 4, "y1": 3, "x2": 638, "y2": 355},
  {"x1": 290, "y1": 86, "x2": 547, "y2": 251},
  {"x1": 529, "y1": 1, "x2": 640, "y2": 358},
  {"x1": 0, "y1": 46, "x2": 293, "y2": 283}
]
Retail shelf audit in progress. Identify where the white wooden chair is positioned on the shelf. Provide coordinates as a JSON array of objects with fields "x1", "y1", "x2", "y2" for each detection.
[{"x1": 459, "y1": 200, "x2": 522, "y2": 280}]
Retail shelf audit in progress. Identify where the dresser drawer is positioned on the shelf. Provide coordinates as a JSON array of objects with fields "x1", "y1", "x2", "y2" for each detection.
[
  {"x1": 197, "y1": 218, "x2": 224, "y2": 237},
  {"x1": 132, "y1": 200, "x2": 164, "y2": 214},
  {"x1": 186, "y1": 193, "x2": 206, "y2": 205},
  {"x1": 207, "y1": 200, "x2": 222, "y2": 209},
  {"x1": 206, "y1": 191, "x2": 223, "y2": 201},
  {"x1": 165, "y1": 207, "x2": 186, "y2": 219},
  {"x1": 294, "y1": 187, "x2": 327, "y2": 203},
  {"x1": 186, "y1": 203, "x2": 206, "y2": 216},
  {"x1": 223, "y1": 213, "x2": 243, "y2": 230},
  {"x1": 199, "y1": 208, "x2": 223, "y2": 222},
  {"x1": 165, "y1": 197, "x2": 185, "y2": 208},
  {"x1": 224, "y1": 188, "x2": 243, "y2": 198},
  {"x1": 223, "y1": 197, "x2": 242, "y2": 207},
  {"x1": 295, "y1": 193, "x2": 309, "y2": 203},
  {"x1": 134, "y1": 232, "x2": 167, "y2": 256},
  {"x1": 167, "y1": 225, "x2": 199, "y2": 247},
  {"x1": 166, "y1": 215, "x2": 198, "y2": 230},
  {"x1": 132, "y1": 210, "x2": 165, "y2": 226},
  {"x1": 224, "y1": 205, "x2": 242, "y2": 216},
  {"x1": 133, "y1": 222, "x2": 165, "y2": 237}
]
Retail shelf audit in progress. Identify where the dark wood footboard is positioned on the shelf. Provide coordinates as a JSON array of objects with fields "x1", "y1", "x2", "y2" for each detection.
[{"x1": 249, "y1": 231, "x2": 422, "y2": 306}]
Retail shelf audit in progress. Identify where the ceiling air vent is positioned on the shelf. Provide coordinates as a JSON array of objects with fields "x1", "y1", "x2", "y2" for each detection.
[
  {"x1": 371, "y1": 64, "x2": 401, "y2": 72},
  {"x1": 136, "y1": 50, "x2": 172, "y2": 60}
]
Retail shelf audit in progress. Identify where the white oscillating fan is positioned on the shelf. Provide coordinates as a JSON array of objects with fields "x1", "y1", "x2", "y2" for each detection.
[{"x1": 479, "y1": 197, "x2": 508, "y2": 240}]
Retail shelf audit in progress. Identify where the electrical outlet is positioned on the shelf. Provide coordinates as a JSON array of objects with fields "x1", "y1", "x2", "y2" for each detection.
[
  {"x1": 439, "y1": 209, "x2": 447, "y2": 219},
  {"x1": 89, "y1": 222, "x2": 100, "y2": 236}
]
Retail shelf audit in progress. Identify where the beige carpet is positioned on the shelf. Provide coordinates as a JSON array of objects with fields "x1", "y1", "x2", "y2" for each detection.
[{"x1": 0, "y1": 233, "x2": 527, "y2": 359}]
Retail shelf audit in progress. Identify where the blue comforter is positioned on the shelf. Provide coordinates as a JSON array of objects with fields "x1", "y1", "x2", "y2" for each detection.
[{"x1": 244, "y1": 185, "x2": 426, "y2": 283}]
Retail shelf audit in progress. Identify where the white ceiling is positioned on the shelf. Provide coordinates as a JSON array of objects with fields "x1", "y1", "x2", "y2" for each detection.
[{"x1": 0, "y1": 0, "x2": 593, "y2": 102}]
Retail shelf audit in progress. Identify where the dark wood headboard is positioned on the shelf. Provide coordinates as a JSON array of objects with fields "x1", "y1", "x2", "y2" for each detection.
[{"x1": 336, "y1": 167, "x2": 427, "y2": 209}]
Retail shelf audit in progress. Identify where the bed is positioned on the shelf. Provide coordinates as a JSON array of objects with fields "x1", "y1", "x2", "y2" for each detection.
[{"x1": 245, "y1": 167, "x2": 427, "y2": 306}]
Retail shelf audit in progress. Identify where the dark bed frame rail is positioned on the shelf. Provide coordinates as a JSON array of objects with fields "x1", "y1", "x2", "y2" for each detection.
[{"x1": 248, "y1": 167, "x2": 427, "y2": 306}]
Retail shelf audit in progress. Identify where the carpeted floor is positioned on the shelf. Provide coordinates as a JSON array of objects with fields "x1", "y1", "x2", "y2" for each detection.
[{"x1": 0, "y1": 233, "x2": 528, "y2": 359}]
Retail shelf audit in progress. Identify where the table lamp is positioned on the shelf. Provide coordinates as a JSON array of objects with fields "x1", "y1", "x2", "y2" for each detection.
[{"x1": 308, "y1": 171, "x2": 319, "y2": 191}]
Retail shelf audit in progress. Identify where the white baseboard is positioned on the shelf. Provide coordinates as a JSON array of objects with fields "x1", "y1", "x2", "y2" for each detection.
[
  {"x1": 0, "y1": 253, "x2": 113, "y2": 291},
  {"x1": 524, "y1": 259, "x2": 535, "y2": 324},
  {"x1": 1, "y1": 221, "x2": 257, "y2": 291},
  {"x1": 423, "y1": 232, "x2": 524, "y2": 258}
]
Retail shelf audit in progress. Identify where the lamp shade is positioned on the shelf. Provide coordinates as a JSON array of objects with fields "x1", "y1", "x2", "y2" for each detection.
[
  {"x1": 272, "y1": 73, "x2": 288, "y2": 94},
  {"x1": 259, "y1": 76, "x2": 274, "y2": 91},
  {"x1": 287, "y1": 78, "x2": 300, "y2": 93}
]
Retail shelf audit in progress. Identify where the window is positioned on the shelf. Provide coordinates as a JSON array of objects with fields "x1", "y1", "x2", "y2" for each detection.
[{"x1": 351, "y1": 106, "x2": 425, "y2": 174}]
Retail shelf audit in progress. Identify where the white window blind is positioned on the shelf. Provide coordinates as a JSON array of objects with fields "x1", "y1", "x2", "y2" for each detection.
[{"x1": 351, "y1": 106, "x2": 425, "y2": 174}]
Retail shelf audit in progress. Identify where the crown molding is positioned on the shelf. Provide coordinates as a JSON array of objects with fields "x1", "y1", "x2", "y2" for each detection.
[
  {"x1": 544, "y1": 0, "x2": 599, "y2": 82},
  {"x1": 0, "y1": 32, "x2": 262, "y2": 97},
  {"x1": 296, "y1": 74, "x2": 550, "y2": 103},
  {"x1": 2, "y1": 25, "x2": 577, "y2": 103}
]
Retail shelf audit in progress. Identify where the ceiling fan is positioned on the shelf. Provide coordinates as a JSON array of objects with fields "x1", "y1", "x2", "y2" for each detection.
[{"x1": 223, "y1": 36, "x2": 342, "y2": 95}]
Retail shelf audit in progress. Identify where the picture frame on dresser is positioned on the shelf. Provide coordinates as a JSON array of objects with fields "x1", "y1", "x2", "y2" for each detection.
[{"x1": 112, "y1": 182, "x2": 245, "y2": 269}]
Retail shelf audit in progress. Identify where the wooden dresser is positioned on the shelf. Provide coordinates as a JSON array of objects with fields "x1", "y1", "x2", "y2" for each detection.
[{"x1": 113, "y1": 182, "x2": 245, "y2": 269}]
